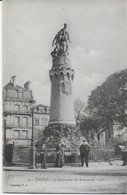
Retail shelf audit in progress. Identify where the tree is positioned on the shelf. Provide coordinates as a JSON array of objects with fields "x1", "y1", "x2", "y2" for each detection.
[
  {"x1": 80, "y1": 116, "x2": 111, "y2": 143},
  {"x1": 87, "y1": 69, "x2": 127, "y2": 127},
  {"x1": 74, "y1": 98, "x2": 86, "y2": 125},
  {"x1": 81, "y1": 69, "x2": 127, "y2": 144},
  {"x1": 80, "y1": 116, "x2": 110, "y2": 162}
]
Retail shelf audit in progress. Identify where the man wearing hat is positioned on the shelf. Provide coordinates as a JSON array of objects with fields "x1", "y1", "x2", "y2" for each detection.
[
  {"x1": 80, "y1": 139, "x2": 90, "y2": 167},
  {"x1": 40, "y1": 143, "x2": 47, "y2": 169}
]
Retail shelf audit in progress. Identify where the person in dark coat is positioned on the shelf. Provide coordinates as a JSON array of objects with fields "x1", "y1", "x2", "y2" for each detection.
[
  {"x1": 121, "y1": 142, "x2": 127, "y2": 166},
  {"x1": 4, "y1": 142, "x2": 14, "y2": 166},
  {"x1": 55, "y1": 143, "x2": 64, "y2": 167},
  {"x1": 40, "y1": 144, "x2": 47, "y2": 169},
  {"x1": 80, "y1": 139, "x2": 90, "y2": 167}
]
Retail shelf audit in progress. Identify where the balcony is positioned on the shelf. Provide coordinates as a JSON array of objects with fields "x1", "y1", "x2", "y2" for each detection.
[
  {"x1": 4, "y1": 96, "x2": 35, "y2": 103},
  {"x1": 6, "y1": 123, "x2": 32, "y2": 129},
  {"x1": 3, "y1": 109, "x2": 32, "y2": 115}
]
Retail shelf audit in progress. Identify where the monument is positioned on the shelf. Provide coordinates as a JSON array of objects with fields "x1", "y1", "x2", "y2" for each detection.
[
  {"x1": 44, "y1": 24, "x2": 82, "y2": 151},
  {"x1": 50, "y1": 23, "x2": 75, "y2": 126}
]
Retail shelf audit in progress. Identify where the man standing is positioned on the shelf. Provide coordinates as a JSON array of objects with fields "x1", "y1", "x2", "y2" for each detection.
[
  {"x1": 55, "y1": 143, "x2": 64, "y2": 168},
  {"x1": 121, "y1": 142, "x2": 127, "y2": 166},
  {"x1": 80, "y1": 139, "x2": 90, "y2": 167},
  {"x1": 40, "y1": 144, "x2": 47, "y2": 169}
]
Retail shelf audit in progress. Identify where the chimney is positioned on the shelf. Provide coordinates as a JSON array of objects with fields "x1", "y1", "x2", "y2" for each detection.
[
  {"x1": 24, "y1": 81, "x2": 31, "y2": 90},
  {"x1": 11, "y1": 75, "x2": 16, "y2": 86}
]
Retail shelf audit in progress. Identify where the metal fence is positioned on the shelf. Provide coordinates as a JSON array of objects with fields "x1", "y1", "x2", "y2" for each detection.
[
  {"x1": 13, "y1": 146, "x2": 30, "y2": 163},
  {"x1": 12, "y1": 145, "x2": 115, "y2": 165},
  {"x1": 89, "y1": 146, "x2": 115, "y2": 162}
]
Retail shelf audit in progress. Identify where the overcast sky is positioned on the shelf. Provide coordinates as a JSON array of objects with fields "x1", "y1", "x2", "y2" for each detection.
[{"x1": 2, "y1": 0, "x2": 127, "y2": 106}]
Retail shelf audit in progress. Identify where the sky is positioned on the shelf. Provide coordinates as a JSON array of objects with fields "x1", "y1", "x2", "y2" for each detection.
[{"x1": 2, "y1": 0, "x2": 127, "y2": 106}]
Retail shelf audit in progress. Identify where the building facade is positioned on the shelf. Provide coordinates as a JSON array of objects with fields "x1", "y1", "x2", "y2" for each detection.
[
  {"x1": 3, "y1": 76, "x2": 50, "y2": 147},
  {"x1": 33, "y1": 104, "x2": 50, "y2": 141}
]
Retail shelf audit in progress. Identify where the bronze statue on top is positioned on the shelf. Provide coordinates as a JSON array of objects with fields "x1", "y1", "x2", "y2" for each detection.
[{"x1": 51, "y1": 23, "x2": 71, "y2": 57}]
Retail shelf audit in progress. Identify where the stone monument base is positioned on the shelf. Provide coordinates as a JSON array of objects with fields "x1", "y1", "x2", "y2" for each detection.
[{"x1": 43, "y1": 124, "x2": 84, "y2": 153}]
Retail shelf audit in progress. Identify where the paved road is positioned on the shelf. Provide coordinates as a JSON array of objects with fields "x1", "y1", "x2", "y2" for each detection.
[{"x1": 3, "y1": 165, "x2": 127, "y2": 193}]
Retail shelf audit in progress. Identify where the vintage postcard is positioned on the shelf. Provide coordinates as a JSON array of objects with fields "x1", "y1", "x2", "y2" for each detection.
[{"x1": 2, "y1": 0, "x2": 127, "y2": 194}]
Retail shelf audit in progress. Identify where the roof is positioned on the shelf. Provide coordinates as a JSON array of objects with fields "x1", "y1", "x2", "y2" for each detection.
[
  {"x1": 3, "y1": 82, "x2": 28, "y2": 91},
  {"x1": 34, "y1": 104, "x2": 50, "y2": 109}
]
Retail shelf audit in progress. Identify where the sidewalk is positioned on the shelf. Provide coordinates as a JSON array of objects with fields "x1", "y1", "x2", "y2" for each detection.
[
  {"x1": 3, "y1": 160, "x2": 127, "y2": 176},
  {"x1": 3, "y1": 160, "x2": 127, "y2": 193}
]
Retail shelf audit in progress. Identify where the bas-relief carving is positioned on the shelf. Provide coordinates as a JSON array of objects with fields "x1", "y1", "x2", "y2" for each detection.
[
  {"x1": 43, "y1": 124, "x2": 83, "y2": 151},
  {"x1": 62, "y1": 82, "x2": 71, "y2": 94}
]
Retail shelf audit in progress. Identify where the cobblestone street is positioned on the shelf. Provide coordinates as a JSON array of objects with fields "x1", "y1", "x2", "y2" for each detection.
[{"x1": 3, "y1": 162, "x2": 127, "y2": 194}]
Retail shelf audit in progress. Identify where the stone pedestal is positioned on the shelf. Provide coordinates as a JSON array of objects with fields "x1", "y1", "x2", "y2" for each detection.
[
  {"x1": 43, "y1": 56, "x2": 83, "y2": 151},
  {"x1": 44, "y1": 123, "x2": 83, "y2": 152}
]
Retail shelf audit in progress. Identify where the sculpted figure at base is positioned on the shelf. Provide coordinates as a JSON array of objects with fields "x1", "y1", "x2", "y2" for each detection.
[{"x1": 51, "y1": 23, "x2": 71, "y2": 57}]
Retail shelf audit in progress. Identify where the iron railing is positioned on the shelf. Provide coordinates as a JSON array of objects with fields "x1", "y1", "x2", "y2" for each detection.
[{"x1": 12, "y1": 146, "x2": 115, "y2": 165}]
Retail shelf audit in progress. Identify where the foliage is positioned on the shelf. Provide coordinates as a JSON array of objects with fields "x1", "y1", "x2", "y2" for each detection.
[
  {"x1": 81, "y1": 69, "x2": 127, "y2": 142},
  {"x1": 80, "y1": 116, "x2": 110, "y2": 142},
  {"x1": 70, "y1": 153, "x2": 77, "y2": 163},
  {"x1": 87, "y1": 69, "x2": 127, "y2": 127},
  {"x1": 74, "y1": 98, "x2": 86, "y2": 124}
]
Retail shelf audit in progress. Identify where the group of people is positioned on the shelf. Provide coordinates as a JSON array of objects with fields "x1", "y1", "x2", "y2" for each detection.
[
  {"x1": 37, "y1": 142, "x2": 64, "y2": 169},
  {"x1": 4, "y1": 139, "x2": 127, "y2": 168},
  {"x1": 38, "y1": 139, "x2": 91, "y2": 169},
  {"x1": 38, "y1": 139, "x2": 127, "y2": 169}
]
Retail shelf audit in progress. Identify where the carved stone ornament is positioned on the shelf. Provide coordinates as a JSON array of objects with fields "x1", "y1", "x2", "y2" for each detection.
[
  {"x1": 43, "y1": 123, "x2": 84, "y2": 152},
  {"x1": 62, "y1": 82, "x2": 71, "y2": 94}
]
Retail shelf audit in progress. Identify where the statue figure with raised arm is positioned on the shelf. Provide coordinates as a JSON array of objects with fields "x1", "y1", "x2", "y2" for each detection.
[{"x1": 51, "y1": 23, "x2": 71, "y2": 57}]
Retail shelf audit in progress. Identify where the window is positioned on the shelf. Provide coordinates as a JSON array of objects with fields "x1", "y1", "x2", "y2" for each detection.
[
  {"x1": 15, "y1": 104, "x2": 20, "y2": 112},
  {"x1": 19, "y1": 92, "x2": 23, "y2": 100},
  {"x1": 24, "y1": 92, "x2": 30, "y2": 100},
  {"x1": 23, "y1": 117, "x2": 28, "y2": 127},
  {"x1": 6, "y1": 129, "x2": 12, "y2": 139},
  {"x1": 15, "y1": 116, "x2": 20, "y2": 127},
  {"x1": 42, "y1": 118, "x2": 47, "y2": 125},
  {"x1": 35, "y1": 118, "x2": 39, "y2": 125},
  {"x1": 22, "y1": 130, "x2": 28, "y2": 139},
  {"x1": 14, "y1": 130, "x2": 20, "y2": 139},
  {"x1": 23, "y1": 105, "x2": 28, "y2": 112}
]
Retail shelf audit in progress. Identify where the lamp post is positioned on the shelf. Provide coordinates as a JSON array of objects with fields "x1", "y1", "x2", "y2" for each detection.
[
  {"x1": 3, "y1": 114, "x2": 7, "y2": 165},
  {"x1": 28, "y1": 108, "x2": 36, "y2": 169}
]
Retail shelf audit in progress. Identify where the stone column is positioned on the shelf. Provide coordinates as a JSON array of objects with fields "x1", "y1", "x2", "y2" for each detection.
[{"x1": 49, "y1": 56, "x2": 76, "y2": 125}]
